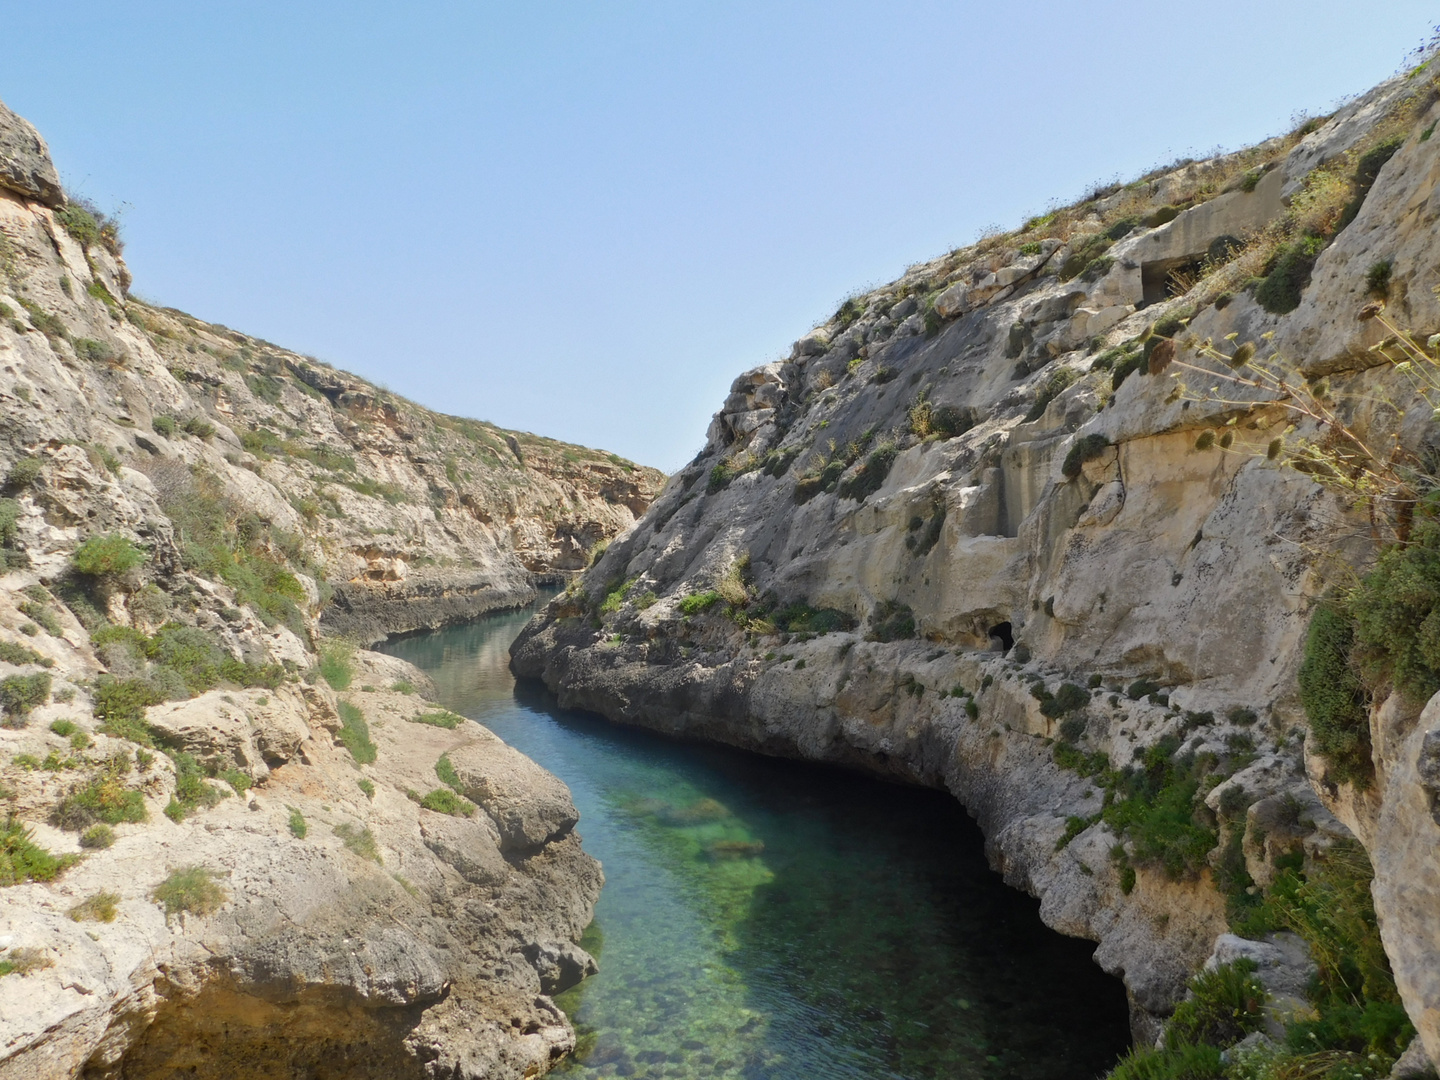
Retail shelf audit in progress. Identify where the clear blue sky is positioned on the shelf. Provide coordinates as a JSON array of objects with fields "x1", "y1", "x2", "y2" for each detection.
[{"x1": 3, "y1": 3, "x2": 1434, "y2": 471}]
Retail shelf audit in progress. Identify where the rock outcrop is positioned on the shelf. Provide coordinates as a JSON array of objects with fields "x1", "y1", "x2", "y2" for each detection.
[
  {"x1": 0, "y1": 664, "x2": 603, "y2": 1079},
  {"x1": 513, "y1": 66, "x2": 1440, "y2": 1064}
]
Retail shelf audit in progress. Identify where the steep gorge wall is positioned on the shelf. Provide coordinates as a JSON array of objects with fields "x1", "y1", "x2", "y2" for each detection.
[
  {"x1": 0, "y1": 99, "x2": 643, "y2": 1077},
  {"x1": 514, "y1": 68, "x2": 1440, "y2": 1061}
]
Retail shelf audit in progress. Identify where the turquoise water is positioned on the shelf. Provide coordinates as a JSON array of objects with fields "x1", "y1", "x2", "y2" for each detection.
[{"x1": 379, "y1": 605, "x2": 1130, "y2": 1080}]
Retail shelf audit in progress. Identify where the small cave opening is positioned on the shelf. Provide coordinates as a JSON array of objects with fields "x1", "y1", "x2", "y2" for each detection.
[
  {"x1": 1140, "y1": 256, "x2": 1206, "y2": 306},
  {"x1": 988, "y1": 622, "x2": 1014, "y2": 653}
]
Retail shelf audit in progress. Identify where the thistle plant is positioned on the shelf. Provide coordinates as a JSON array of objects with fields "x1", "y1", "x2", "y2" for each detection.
[{"x1": 1167, "y1": 301, "x2": 1440, "y2": 545}]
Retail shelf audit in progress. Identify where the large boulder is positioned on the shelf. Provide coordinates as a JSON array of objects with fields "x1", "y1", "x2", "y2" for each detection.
[
  {"x1": 0, "y1": 99, "x2": 62, "y2": 208},
  {"x1": 446, "y1": 731, "x2": 579, "y2": 851}
]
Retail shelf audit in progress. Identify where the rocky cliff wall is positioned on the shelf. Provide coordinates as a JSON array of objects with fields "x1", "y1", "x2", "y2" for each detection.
[
  {"x1": 0, "y1": 109, "x2": 663, "y2": 643},
  {"x1": 0, "y1": 101, "x2": 631, "y2": 1077},
  {"x1": 514, "y1": 67, "x2": 1440, "y2": 1065}
]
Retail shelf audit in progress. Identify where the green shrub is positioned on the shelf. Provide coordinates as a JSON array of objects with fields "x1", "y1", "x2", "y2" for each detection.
[
  {"x1": 679, "y1": 591, "x2": 722, "y2": 616},
  {"x1": 409, "y1": 710, "x2": 463, "y2": 729},
  {"x1": 57, "y1": 204, "x2": 102, "y2": 246},
  {"x1": 318, "y1": 640, "x2": 354, "y2": 690},
  {"x1": 151, "y1": 415, "x2": 176, "y2": 437},
  {"x1": 1298, "y1": 602, "x2": 1372, "y2": 787},
  {"x1": 1166, "y1": 959, "x2": 1267, "y2": 1048},
  {"x1": 19, "y1": 601, "x2": 61, "y2": 637},
  {"x1": 838, "y1": 443, "x2": 898, "y2": 502},
  {"x1": 68, "y1": 890, "x2": 120, "y2": 923},
  {"x1": 0, "y1": 673, "x2": 49, "y2": 720},
  {"x1": 0, "y1": 815, "x2": 75, "y2": 885},
  {"x1": 1365, "y1": 260, "x2": 1393, "y2": 299},
  {"x1": 287, "y1": 807, "x2": 307, "y2": 838},
  {"x1": 1042, "y1": 682, "x2": 1089, "y2": 718},
  {"x1": 435, "y1": 753, "x2": 462, "y2": 793},
  {"x1": 357, "y1": 779, "x2": 375, "y2": 799},
  {"x1": 72, "y1": 534, "x2": 145, "y2": 578},
  {"x1": 1105, "y1": 1043, "x2": 1224, "y2": 1080},
  {"x1": 152, "y1": 865, "x2": 227, "y2": 917},
  {"x1": 93, "y1": 677, "x2": 164, "y2": 742},
  {"x1": 1059, "y1": 234, "x2": 1115, "y2": 283},
  {"x1": 181, "y1": 415, "x2": 216, "y2": 440},
  {"x1": 867, "y1": 601, "x2": 915, "y2": 642},
  {"x1": 0, "y1": 641, "x2": 50, "y2": 668},
  {"x1": 1127, "y1": 679, "x2": 1161, "y2": 700},
  {"x1": 334, "y1": 823, "x2": 381, "y2": 863},
  {"x1": 336, "y1": 701, "x2": 376, "y2": 764},
  {"x1": 419, "y1": 788, "x2": 473, "y2": 816},
  {"x1": 1062, "y1": 434, "x2": 1111, "y2": 480},
  {"x1": 1337, "y1": 138, "x2": 1404, "y2": 232},
  {"x1": 18, "y1": 298, "x2": 68, "y2": 341},
  {"x1": 1254, "y1": 235, "x2": 1325, "y2": 315},
  {"x1": 6, "y1": 457, "x2": 41, "y2": 489},
  {"x1": 390, "y1": 680, "x2": 415, "y2": 694},
  {"x1": 74, "y1": 338, "x2": 119, "y2": 364},
  {"x1": 166, "y1": 751, "x2": 224, "y2": 821},
  {"x1": 79, "y1": 824, "x2": 115, "y2": 850},
  {"x1": 760, "y1": 600, "x2": 855, "y2": 635},
  {"x1": 218, "y1": 769, "x2": 250, "y2": 795}
]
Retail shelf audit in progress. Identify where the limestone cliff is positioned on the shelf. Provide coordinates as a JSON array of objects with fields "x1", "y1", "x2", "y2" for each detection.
[
  {"x1": 0, "y1": 109, "x2": 662, "y2": 644},
  {"x1": 514, "y1": 65, "x2": 1440, "y2": 1065},
  {"x1": 0, "y1": 100, "x2": 633, "y2": 1077}
]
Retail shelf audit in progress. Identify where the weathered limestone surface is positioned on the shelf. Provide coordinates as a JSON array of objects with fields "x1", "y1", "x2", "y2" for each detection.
[
  {"x1": 514, "y1": 70, "x2": 1440, "y2": 1057},
  {"x1": 0, "y1": 670, "x2": 603, "y2": 1080}
]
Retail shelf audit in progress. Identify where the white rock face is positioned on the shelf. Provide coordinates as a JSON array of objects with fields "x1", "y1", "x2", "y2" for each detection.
[{"x1": 514, "y1": 69, "x2": 1440, "y2": 1061}]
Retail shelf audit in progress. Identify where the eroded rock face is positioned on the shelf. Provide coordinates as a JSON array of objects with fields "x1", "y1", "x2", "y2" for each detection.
[
  {"x1": 513, "y1": 69, "x2": 1440, "y2": 1058},
  {"x1": 0, "y1": 662, "x2": 602, "y2": 1080},
  {"x1": 0, "y1": 98, "x2": 616, "y2": 1079},
  {"x1": 0, "y1": 99, "x2": 62, "y2": 208}
]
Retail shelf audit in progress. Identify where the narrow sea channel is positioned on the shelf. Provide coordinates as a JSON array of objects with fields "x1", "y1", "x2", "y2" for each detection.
[{"x1": 379, "y1": 603, "x2": 1131, "y2": 1080}]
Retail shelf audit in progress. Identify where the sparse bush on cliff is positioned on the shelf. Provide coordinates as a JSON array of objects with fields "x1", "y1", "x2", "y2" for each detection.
[
  {"x1": 56, "y1": 198, "x2": 122, "y2": 255},
  {"x1": 1366, "y1": 259, "x2": 1393, "y2": 299},
  {"x1": 1165, "y1": 959, "x2": 1267, "y2": 1049},
  {"x1": 68, "y1": 890, "x2": 120, "y2": 923},
  {"x1": 0, "y1": 815, "x2": 76, "y2": 886},
  {"x1": 420, "y1": 788, "x2": 473, "y2": 816},
  {"x1": 5, "y1": 457, "x2": 41, "y2": 489},
  {"x1": 164, "y1": 751, "x2": 225, "y2": 822},
  {"x1": 1298, "y1": 602, "x2": 1372, "y2": 787},
  {"x1": 1254, "y1": 234, "x2": 1325, "y2": 314},
  {"x1": 336, "y1": 701, "x2": 376, "y2": 764},
  {"x1": 866, "y1": 601, "x2": 915, "y2": 642},
  {"x1": 72, "y1": 533, "x2": 145, "y2": 579},
  {"x1": 0, "y1": 672, "x2": 50, "y2": 722},
  {"x1": 838, "y1": 442, "x2": 898, "y2": 502},
  {"x1": 334, "y1": 823, "x2": 381, "y2": 864},
  {"x1": 1105, "y1": 1042, "x2": 1224, "y2": 1080},
  {"x1": 679, "y1": 590, "x2": 722, "y2": 616},
  {"x1": 318, "y1": 640, "x2": 354, "y2": 690},
  {"x1": 153, "y1": 866, "x2": 227, "y2": 918},
  {"x1": 53, "y1": 756, "x2": 147, "y2": 829},
  {"x1": 410, "y1": 709, "x2": 464, "y2": 729},
  {"x1": 1062, "y1": 434, "x2": 1110, "y2": 480}
]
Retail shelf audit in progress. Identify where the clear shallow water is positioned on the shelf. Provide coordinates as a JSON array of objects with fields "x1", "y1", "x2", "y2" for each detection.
[{"x1": 380, "y1": 605, "x2": 1130, "y2": 1080}]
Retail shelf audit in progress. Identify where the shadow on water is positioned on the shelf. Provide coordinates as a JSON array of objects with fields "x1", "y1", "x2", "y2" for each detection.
[{"x1": 379, "y1": 605, "x2": 1131, "y2": 1080}]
